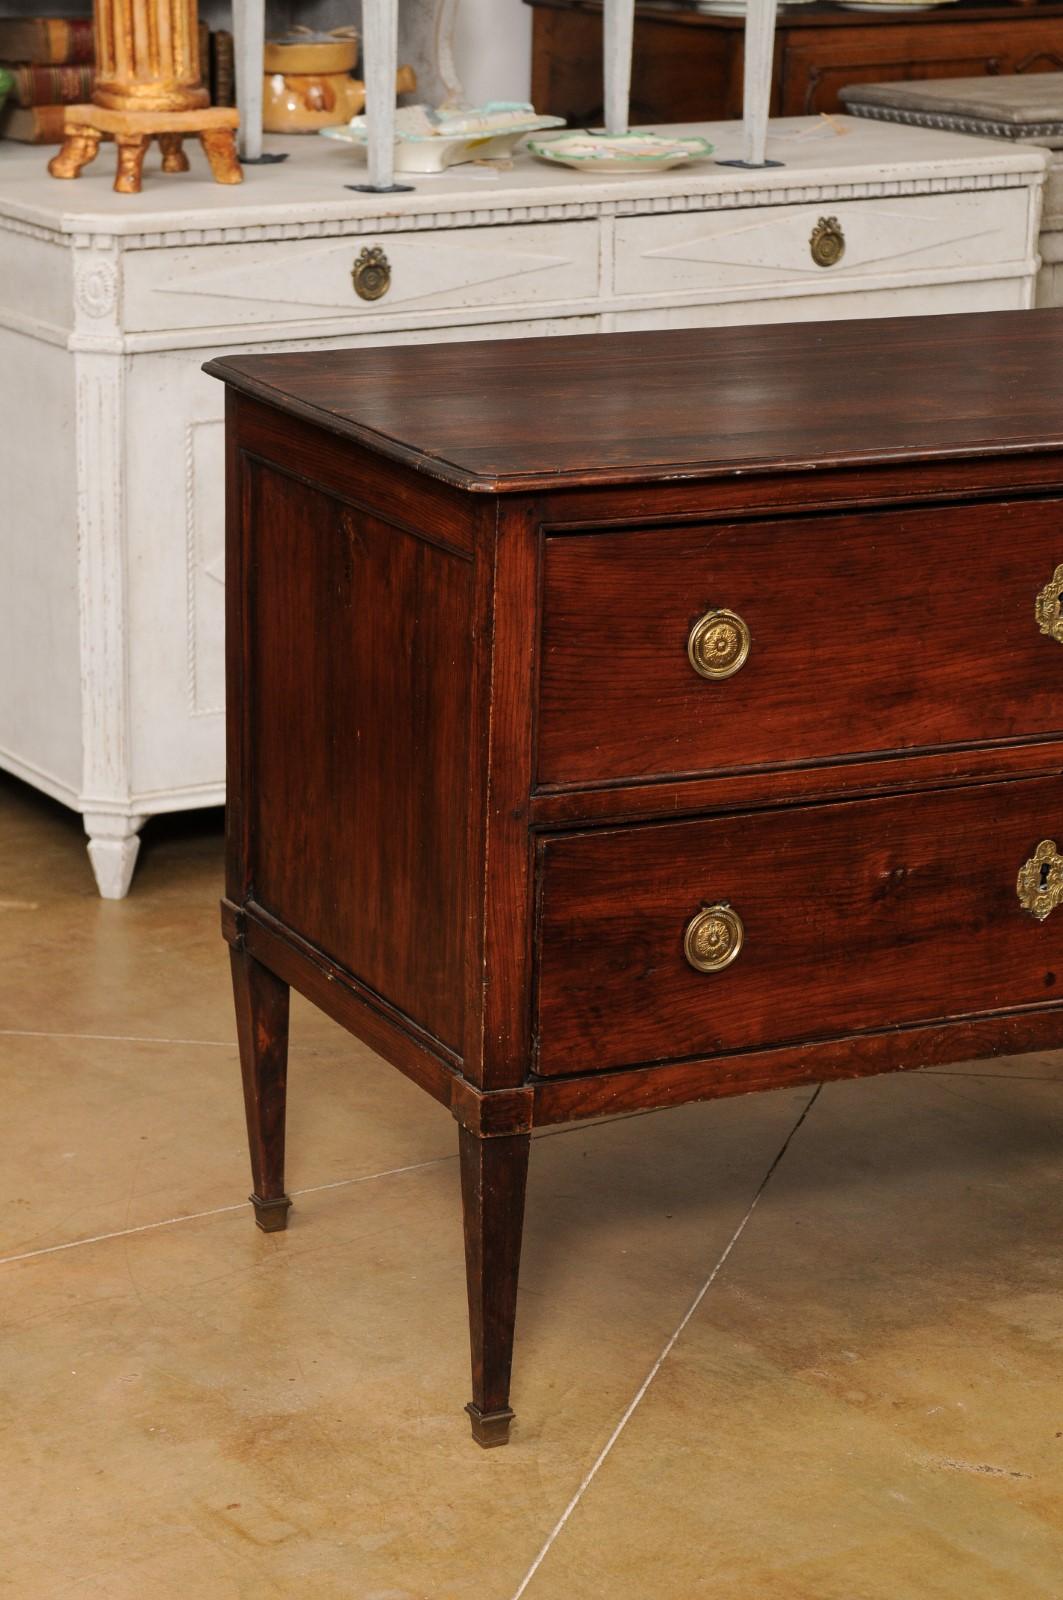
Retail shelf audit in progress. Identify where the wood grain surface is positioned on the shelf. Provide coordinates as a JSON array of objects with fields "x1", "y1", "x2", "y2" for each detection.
[
  {"x1": 538, "y1": 497, "x2": 1063, "y2": 786},
  {"x1": 535, "y1": 776, "x2": 1063, "y2": 1075},
  {"x1": 205, "y1": 310, "x2": 1063, "y2": 493},
  {"x1": 246, "y1": 460, "x2": 474, "y2": 1055}
]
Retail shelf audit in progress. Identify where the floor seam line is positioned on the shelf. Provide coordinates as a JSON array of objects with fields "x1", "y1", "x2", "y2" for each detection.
[
  {"x1": 509, "y1": 1084, "x2": 824, "y2": 1600},
  {"x1": 0, "y1": 1108, "x2": 665, "y2": 1270},
  {"x1": 0, "y1": 1028, "x2": 235, "y2": 1048},
  {"x1": 0, "y1": 1152, "x2": 458, "y2": 1268},
  {"x1": 918, "y1": 1069, "x2": 1063, "y2": 1082}
]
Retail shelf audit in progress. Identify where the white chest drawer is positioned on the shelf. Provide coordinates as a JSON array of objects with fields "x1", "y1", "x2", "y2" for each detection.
[
  {"x1": 613, "y1": 188, "x2": 1032, "y2": 300},
  {"x1": 120, "y1": 220, "x2": 601, "y2": 333}
]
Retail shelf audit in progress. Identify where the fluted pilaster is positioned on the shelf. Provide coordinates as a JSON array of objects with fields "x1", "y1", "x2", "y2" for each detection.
[{"x1": 93, "y1": 0, "x2": 208, "y2": 111}]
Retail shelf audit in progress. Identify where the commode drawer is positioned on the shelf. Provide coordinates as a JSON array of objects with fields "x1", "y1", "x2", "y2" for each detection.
[
  {"x1": 537, "y1": 498, "x2": 1063, "y2": 788},
  {"x1": 121, "y1": 220, "x2": 600, "y2": 333},
  {"x1": 613, "y1": 188, "x2": 1031, "y2": 300},
  {"x1": 534, "y1": 777, "x2": 1063, "y2": 1076}
]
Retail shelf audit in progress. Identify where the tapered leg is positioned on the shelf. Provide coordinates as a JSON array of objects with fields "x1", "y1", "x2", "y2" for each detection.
[
  {"x1": 459, "y1": 1125, "x2": 531, "y2": 1447},
  {"x1": 158, "y1": 133, "x2": 189, "y2": 172},
  {"x1": 232, "y1": 0, "x2": 265, "y2": 160},
  {"x1": 230, "y1": 948, "x2": 292, "y2": 1232},
  {"x1": 199, "y1": 127, "x2": 243, "y2": 184},
  {"x1": 114, "y1": 133, "x2": 149, "y2": 194},
  {"x1": 83, "y1": 811, "x2": 147, "y2": 900}
]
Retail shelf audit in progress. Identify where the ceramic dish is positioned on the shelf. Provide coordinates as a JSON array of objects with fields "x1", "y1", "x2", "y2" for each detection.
[
  {"x1": 264, "y1": 28, "x2": 358, "y2": 75},
  {"x1": 321, "y1": 101, "x2": 566, "y2": 173},
  {"x1": 527, "y1": 130, "x2": 714, "y2": 174}
]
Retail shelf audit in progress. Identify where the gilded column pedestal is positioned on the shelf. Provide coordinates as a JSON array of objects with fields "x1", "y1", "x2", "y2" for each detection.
[{"x1": 49, "y1": 0, "x2": 241, "y2": 193}]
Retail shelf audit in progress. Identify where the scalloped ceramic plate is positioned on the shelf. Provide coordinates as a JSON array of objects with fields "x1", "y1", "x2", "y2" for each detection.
[{"x1": 527, "y1": 130, "x2": 715, "y2": 173}]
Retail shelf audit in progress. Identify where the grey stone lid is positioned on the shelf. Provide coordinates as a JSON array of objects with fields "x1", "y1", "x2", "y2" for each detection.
[{"x1": 841, "y1": 73, "x2": 1063, "y2": 147}]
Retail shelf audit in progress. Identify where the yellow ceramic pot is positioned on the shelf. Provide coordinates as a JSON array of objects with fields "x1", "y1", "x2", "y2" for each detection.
[{"x1": 263, "y1": 31, "x2": 363, "y2": 133}]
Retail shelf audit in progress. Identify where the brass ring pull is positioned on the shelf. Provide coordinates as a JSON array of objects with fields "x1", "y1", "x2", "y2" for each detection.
[
  {"x1": 810, "y1": 216, "x2": 845, "y2": 269},
  {"x1": 352, "y1": 245, "x2": 391, "y2": 301},
  {"x1": 1035, "y1": 564, "x2": 1063, "y2": 642},
  {"x1": 683, "y1": 903, "x2": 745, "y2": 973},
  {"x1": 1018, "y1": 839, "x2": 1063, "y2": 921},
  {"x1": 688, "y1": 607, "x2": 750, "y2": 680}
]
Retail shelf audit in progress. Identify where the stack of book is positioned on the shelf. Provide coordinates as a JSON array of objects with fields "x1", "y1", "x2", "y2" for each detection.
[
  {"x1": 211, "y1": 30, "x2": 235, "y2": 111},
  {"x1": 0, "y1": 14, "x2": 235, "y2": 145},
  {"x1": 0, "y1": 16, "x2": 94, "y2": 143}
]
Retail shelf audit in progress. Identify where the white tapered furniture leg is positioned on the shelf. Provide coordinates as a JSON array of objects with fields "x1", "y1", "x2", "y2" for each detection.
[
  {"x1": 743, "y1": 0, "x2": 779, "y2": 167},
  {"x1": 233, "y1": 0, "x2": 264, "y2": 161},
  {"x1": 362, "y1": 0, "x2": 401, "y2": 190},
  {"x1": 603, "y1": 0, "x2": 636, "y2": 135},
  {"x1": 84, "y1": 811, "x2": 147, "y2": 900}
]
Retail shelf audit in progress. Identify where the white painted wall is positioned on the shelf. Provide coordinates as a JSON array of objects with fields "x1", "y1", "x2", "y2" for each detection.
[{"x1": 453, "y1": 0, "x2": 532, "y2": 105}]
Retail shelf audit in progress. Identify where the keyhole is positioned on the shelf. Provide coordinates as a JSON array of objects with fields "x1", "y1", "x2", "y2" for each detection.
[{"x1": 1041, "y1": 861, "x2": 1053, "y2": 891}]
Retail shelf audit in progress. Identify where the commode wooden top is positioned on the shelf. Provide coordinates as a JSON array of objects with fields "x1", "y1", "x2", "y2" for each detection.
[{"x1": 207, "y1": 308, "x2": 1063, "y2": 493}]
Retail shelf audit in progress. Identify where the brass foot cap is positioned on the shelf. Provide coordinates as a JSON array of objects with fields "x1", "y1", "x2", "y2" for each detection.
[
  {"x1": 465, "y1": 1402, "x2": 514, "y2": 1448},
  {"x1": 250, "y1": 1193, "x2": 292, "y2": 1232}
]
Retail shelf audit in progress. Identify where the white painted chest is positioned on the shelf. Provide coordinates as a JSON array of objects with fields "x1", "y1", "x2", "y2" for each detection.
[{"x1": 0, "y1": 117, "x2": 1046, "y2": 893}]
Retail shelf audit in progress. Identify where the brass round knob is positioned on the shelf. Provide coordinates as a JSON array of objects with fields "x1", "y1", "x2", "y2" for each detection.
[
  {"x1": 683, "y1": 903, "x2": 744, "y2": 973},
  {"x1": 810, "y1": 216, "x2": 845, "y2": 269},
  {"x1": 688, "y1": 608, "x2": 750, "y2": 680},
  {"x1": 352, "y1": 245, "x2": 391, "y2": 301}
]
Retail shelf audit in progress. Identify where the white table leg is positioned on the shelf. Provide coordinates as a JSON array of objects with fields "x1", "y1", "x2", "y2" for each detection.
[
  {"x1": 742, "y1": 0, "x2": 779, "y2": 168},
  {"x1": 232, "y1": 0, "x2": 264, "y2": 162},
  {"x1": 84, "y1": 811, "x2": 147, "y2": 900},
  {"x1": 603, "y1": 0, "x2": 635, "y2": 136},
  {"x1": 359, "y1": 0, "x2": 409, "y2": 191}
]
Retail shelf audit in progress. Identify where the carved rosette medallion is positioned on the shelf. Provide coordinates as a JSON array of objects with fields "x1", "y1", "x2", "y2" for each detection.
[
  {"x1": 702, "y1": 619, "x2": 742, "y2": 670},
  {"x1": 75, "y1": 258, "x2": 119, "y2": 319}
]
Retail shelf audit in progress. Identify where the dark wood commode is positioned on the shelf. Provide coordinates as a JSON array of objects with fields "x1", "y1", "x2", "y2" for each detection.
[
  {"x1": 208, "y1": 310, "x2": 1063, "y2": 1446},
  {"x1": 529, "y1": 0, "x2": 1063, "y2": 123}
]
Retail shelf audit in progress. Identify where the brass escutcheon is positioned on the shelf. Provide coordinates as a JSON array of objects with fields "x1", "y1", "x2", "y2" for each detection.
[
  {"x1": 1017, "y1": 839, "x2": 1063, "y2": 922},
  {"x1": 810, "y1": 216, "x2": 845, "y2": 269},
  {"x1": 352, "y1": 245, "x2": 391, "y2": 301},
  {"x1": 688, "y1": 607, "x2": 751, "y2": 680},
  {"x1": 683, "y1": 903, "x2": 745, "y2": 973},
  {"x1": 1035, "y1": 564, "x2": 1063, "y2": 643}
]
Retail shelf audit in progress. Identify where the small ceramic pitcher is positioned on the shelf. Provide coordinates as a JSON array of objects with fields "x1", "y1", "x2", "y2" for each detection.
[{"x1": 263, "y1": 28, "x2": 415, "y2": 134}]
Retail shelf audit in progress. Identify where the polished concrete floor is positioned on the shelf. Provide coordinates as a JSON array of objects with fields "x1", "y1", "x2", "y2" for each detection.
[{"x1": 3, "y1": 772, "x2": 1063, "y2": 1598}]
